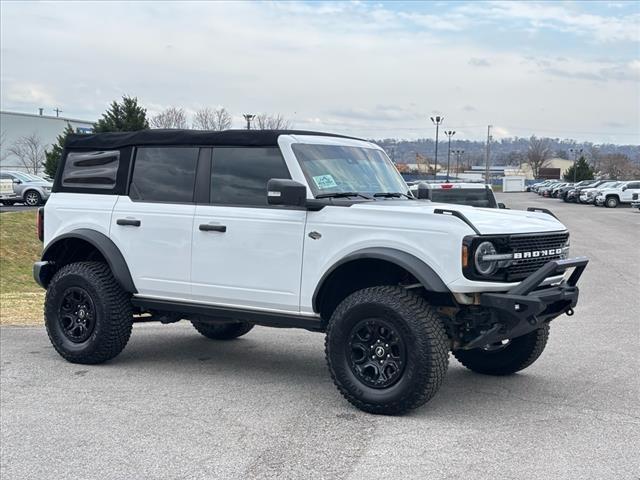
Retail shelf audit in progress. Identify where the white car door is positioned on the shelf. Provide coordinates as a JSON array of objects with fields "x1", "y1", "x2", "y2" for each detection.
[
  {"x1": 191, "y1": 147, "x2": 306, "y2": 312},
  {"x1": 622, "y1": 181, "x2": 640, "y2": 202},
  {"x1": 110, "y1": 147, "x2": 201, "y2": 299}
]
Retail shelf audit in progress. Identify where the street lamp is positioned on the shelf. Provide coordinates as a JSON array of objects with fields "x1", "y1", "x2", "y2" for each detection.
[
  {"x1": 243, "y1": 114, "x2": 255, "y2": 130},
  {"x1": 430, "y1": 116, "x2": 444, "y2": 180},
  {"x1": 569, "y1": 147, "x2": 583, "y2": 183},
  {"x1": 444, "y1": 130, "x2": 455, "y2": 181},
  {"x1": 453, "y1": 149, "x2": 465, "y2": 177}
]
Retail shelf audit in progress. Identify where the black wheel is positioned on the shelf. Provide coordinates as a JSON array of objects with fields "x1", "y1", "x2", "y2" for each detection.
[
  {"x1": 605, "y1": 196, "x2": 619, "y2": 208},
  {"x1": 45, "y1": 262, "x2": 133, "y2": 364},
  {"x1": 453, "y1": 325, "x2": 549, "y2": 376},
  {"x1": 191, "y1": 320, "x2": 254, "y2": 340},
  {"x1": 325, "y1": 286, "x2": 449, "y2": 415},
  {"x1": 24, "y1": 190, "x2": 42, "y2": 206}
]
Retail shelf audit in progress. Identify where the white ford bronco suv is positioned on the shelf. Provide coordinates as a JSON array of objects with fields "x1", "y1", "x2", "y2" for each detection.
[{"x1": 34, "y1": 130, "x2": 588, "y2": 415}]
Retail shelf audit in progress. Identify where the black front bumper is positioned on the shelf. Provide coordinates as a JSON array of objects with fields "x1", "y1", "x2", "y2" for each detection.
[{"x1": 464, "y1": 257, "x2": 589, "y2": 349}]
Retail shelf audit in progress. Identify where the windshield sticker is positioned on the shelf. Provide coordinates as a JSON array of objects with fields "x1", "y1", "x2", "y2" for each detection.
[{"x1": 313, "y1": 174, "x2": 338, "y2": 190}]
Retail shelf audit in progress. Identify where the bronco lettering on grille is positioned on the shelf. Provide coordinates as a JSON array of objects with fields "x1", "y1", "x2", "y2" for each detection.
[{"x1": 513, "y1": 248, "x2": 564, "y2": 260}]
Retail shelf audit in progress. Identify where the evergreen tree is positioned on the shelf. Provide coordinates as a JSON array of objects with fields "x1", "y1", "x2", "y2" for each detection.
[
  {"x1": 43, "y1": 123, "x2": 76, "y2": 178},
  {"x1": 93, "y1": 96, "x2": 149, "y2": 132},
  {"x1": 563, "y1": 156, "x2": 594, "y2": 182}
]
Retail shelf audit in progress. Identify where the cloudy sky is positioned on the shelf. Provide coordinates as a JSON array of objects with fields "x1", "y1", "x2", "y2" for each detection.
[{"x1": 1, "y1": 1, "x2": 638, "y2": 143}]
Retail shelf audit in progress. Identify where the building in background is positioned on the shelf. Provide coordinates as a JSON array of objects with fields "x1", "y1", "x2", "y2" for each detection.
[{"x1": 0, "y1": 110, "x2": 94, "y2": 174}]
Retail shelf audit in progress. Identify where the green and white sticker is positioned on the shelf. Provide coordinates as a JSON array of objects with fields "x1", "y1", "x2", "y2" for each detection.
[{"x1": 313, "y1": 174, "x2": 338, "y2": 189}]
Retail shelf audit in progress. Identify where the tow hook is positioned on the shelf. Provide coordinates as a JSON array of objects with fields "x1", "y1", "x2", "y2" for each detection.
[{"x1": 566, "y1": 308, "x2": 574, "y2": 316}]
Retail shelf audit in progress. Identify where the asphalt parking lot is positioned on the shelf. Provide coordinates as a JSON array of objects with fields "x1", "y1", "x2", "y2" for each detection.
[
  {"x1": 1, "y1": 193, "x2": 638, "y2": 480},
  {"x1": 0, "y1": 204, "x2": 38, "y2": 213}
]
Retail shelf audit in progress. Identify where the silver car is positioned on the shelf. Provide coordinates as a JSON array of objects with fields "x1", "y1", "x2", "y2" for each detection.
[{"x1": 0, "y1": 171, "x2": 52, "y2": 206}]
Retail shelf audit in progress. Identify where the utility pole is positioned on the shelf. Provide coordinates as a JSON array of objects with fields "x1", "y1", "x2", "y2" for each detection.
[
  {"x1": 243, "y1": 114, "x2": 255, "y2": 130},
  {"x1": 53, "y1": 108, "x2": 62, "y2": 117},
  {"x1": 430, "y1": 116, "x2": 444, "y2": 180},
  {"x1": 484, "y1": 125, "x2": 492, "y2": 185},
  {"x1": 453, "y1": 149, "x2": 465, "y2": 178},
  {"x1": 569, "y1": 147, "x2": 583, "y2": 183},
  {"x1": 444, "y1": 130, "x2": 455, "y2": 182}
]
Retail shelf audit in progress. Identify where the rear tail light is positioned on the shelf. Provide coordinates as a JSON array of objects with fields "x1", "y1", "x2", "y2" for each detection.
[
  {"x1": 440, "y1": 184, "x2": 454, "y2": 189},
  {"x1": 36, "y1": 207, "x2": 44, "y2": 242}
]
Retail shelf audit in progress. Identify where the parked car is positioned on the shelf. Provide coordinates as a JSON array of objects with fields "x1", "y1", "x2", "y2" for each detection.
[
  {"x1": 549, "y1": 182, "x2": 571, "y2": 198},
  {"x1": 538, "y1": 181, "x2": 563, "y2": 197},
  {"x1": 567, "y1": 180, "x2": 608, "y2": 203},
  {"x1": 559, "y1": 180, "x2": 594, "y2": 201},
  {"x1": 594, "y1": 180, "x2": 640, "y2": 208},
  {"x1": 33, "y1": 129, "x2": 588, "y2": 415},
  {"x1": 527, "y1": 180, "x2": 553, "y2": 192},
  {"x1": 408, "y1": 182, "x2": 501, "y2": 208},
  {"x1": 630, "y1": 193, "x2": 640, "y2": 210},
  {"x1": 579, "y1": 181, "x2": 620, "y2": 204},
  {"x1": 0, "y1": 171, "x2": 52, "y2": 205}
]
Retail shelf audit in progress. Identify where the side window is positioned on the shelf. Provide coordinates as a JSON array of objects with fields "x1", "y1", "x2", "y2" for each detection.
[
  {"x1": 627, "y1": 182, "x2": 640, "y2": 189},
  {"x1": 130, "y1": 147, "x2": 199, "y2": 203},
  {"x1": 210, "y1": 147, "x2": 291, "y2": 206},
  {"x1": 61, "y1": 151, "x2": 120, "y2": 189}
]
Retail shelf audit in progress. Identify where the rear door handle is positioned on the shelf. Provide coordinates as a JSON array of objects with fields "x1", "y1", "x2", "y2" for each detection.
[
  {"x1": 199, "y1": 224, "x2": 227, "y2": 232},
  {"x1": 117, "y1": 218, "x2": 141, "y2": 227}
]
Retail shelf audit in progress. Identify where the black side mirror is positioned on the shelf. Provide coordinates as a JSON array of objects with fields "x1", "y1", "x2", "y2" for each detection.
[
  {"x1": 622, "y1": 186, "x2": 627, "y2": 191},
  {"x1": 12, "y1": 179, "x2": 22, "y2": 184},
  {"x1": 267, "y1": 179, "x2": 307, "y2": 207},
  {"x1": 498, "y1": 202, "x2": 507, "y2": 209},
  {"x1": 417, "y1": 183, "x2": 431, "y2": 200}
]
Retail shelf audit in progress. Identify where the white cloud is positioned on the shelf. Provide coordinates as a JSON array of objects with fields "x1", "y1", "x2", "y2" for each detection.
[{"x1": 0, "y1": 1, "x2": 638, "y2": 143}]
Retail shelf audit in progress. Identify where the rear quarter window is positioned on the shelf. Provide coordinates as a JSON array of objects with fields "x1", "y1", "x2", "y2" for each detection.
[{"x1": 61, "y1": 151, "x2": 120, "y2": 189}]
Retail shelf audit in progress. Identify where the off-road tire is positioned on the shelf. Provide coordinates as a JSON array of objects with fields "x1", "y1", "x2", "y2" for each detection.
[
  {"x1": 191, "y1": 321, "x2": 254, "y2": 340},
  {"x1": 605, "y1": 196, "x2": 619, "y2": 208},
  {"x1": 453, "y1": 324, "x2": 550, "y2": 376},
  {"x1": 45, "y1": 262, "x2": 133, "y2": 364},
  {"x1": 325, "y1": 286, "x2": 449, "y2": 415}
]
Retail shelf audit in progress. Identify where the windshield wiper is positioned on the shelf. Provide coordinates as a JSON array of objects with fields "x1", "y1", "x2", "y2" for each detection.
[
  {"x1": 373, "y1": 192, "x2": 413, "y2": 199},
  {"x1": 315, "y1": 192, "x2": 372, "y2": 200}
]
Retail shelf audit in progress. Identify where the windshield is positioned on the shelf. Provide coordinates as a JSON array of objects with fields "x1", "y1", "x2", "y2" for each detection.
[
  {"x1": 292, "y1": 144, "x2": 408, "y2": 198},
  {"x1": 11, "y1": 172, "x2": 37, "y2": 182},
  {"x1": 429, "y1": 188, "x2": 497, "y2": 208}
]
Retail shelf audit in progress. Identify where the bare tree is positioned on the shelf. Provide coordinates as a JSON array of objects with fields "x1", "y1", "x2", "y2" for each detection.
[
  {"x1": 192, "y1": 107, "x2": 232, "y2": 131},
  {"x1": 526, "y1": 136, "x2": 552, "y2": 178},
  {"x1": 8, "y1": 133, "x2": 46, "y2": 174},
  {"x1": 0, "y1": 130, "x2": 9, "y2": 162},
  {"x1": 150, "y1": 107, "x2": 188, "y2": 129},
  {"x1": 599, "y1": 153, "x2": 638, "y2": 180},
  {"x1": 254, "y1": 113, "x2": 292, "y2": 130}
]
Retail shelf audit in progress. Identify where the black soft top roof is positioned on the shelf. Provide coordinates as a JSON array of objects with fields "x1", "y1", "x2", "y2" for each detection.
[{"x1": 65, "y1": 129, "x2": 363, "y2": 150}]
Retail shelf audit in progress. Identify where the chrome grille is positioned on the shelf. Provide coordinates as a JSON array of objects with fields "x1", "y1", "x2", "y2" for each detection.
[{"x1": 506, "y1": 232, "x2": 569, "y2": 281}]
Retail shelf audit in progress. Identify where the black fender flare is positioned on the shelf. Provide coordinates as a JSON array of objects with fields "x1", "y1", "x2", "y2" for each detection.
[
  {"x1": 312, "y1": 247, "x2": 449, "y2": 312},
  {"x1": 42, "y1": 229, "x2": 137, "y2": 293}
]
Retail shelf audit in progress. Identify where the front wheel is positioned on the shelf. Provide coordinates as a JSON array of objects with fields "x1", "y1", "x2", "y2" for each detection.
[
  {"x1": 605, "y1": 196, "x2": 619, "y2": 208},
  {"x1": 453, "y1": 325, "x2": 549, "y2": 375},
  {"x1": 325, "y1": 286, "x2": 449, "y2": 415},
  {"x1": 24, "y1": 190, "x2": 42, "y2": 206}
]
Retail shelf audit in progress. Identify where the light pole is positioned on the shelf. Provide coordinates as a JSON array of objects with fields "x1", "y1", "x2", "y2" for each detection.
[
  {"x1": 243, "y1": 114, "x2": 255, "y2": 130},
  {"x1": 430, "y1": 116, "x2": 444, "y2": 180},
  {"x1": 569, "y1": 148, "x2": 583, "y2": 183},
  {"x1": 444, "y1": 130, "x2": 455, "y2": 181},
  {"x1": 453, "y1": 149, "x2": 465, "y2": 178}
]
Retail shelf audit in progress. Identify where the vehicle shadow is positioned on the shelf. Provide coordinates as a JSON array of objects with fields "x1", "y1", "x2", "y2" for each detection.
[{"x1": 105, "y1": 325, "x2": 566, "y2": 416}]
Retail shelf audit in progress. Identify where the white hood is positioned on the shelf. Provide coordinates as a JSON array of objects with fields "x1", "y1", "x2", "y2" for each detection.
[{"x1": 350, "y1": 201, "x2": 567, "y2": 235}]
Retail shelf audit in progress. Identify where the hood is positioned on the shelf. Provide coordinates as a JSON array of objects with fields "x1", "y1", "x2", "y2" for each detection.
[
  {"x1": 26, "y1": 180, "x2": 52, "y2": 187},
  {"x1": 349, "y1": 200, "x2": 566, "y2": 235}
]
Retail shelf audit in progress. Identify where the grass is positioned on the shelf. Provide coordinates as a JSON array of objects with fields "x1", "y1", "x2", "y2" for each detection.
[{"x1": 0, "y1": 211, "x2": 44, "y2": 325}]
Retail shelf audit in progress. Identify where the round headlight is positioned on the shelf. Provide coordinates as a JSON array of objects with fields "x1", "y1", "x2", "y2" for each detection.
[{"x1": 474, "y1": 241, "x2": 498, "y2": 276}]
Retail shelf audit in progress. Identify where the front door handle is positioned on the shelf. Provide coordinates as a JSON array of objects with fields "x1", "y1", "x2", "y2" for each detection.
[
  {"x1": 117, "y1": 218, "x2": 141, "y2": 227},
  {"x1": 199, "y1": 224, "x2": 227, "y2": 232}
]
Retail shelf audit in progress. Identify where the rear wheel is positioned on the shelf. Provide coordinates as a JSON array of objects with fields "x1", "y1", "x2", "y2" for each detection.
[
  {"x1": 325, "y1": 286, "x2": 449, "y2": 415},
  {"x1": 191, "y1": 320, "x2": 254, "y2": 340},
  {"x1": 453, "y1": 325, "x2": 549, "y2": 375},
  {"x1": 45, "y1": 262, "x2": 133, "y2": 364}
]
